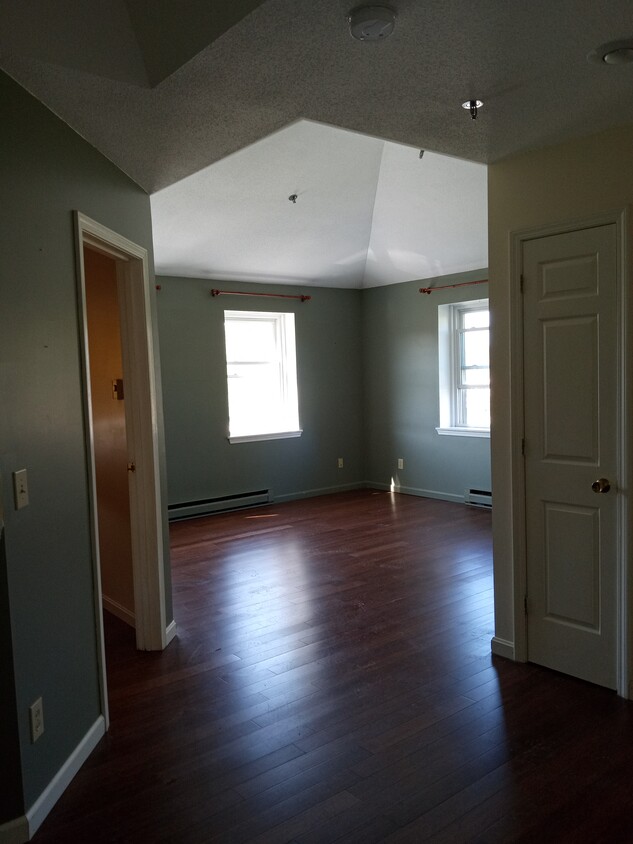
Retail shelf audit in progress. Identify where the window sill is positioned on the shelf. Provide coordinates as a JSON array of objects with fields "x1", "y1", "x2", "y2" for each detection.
[
  {"x1": 436, "y1": 426, "x2": 490, "y2": 439},
  {"x1": 228, "y1": 430, "x2": 303, "y2": 444}
]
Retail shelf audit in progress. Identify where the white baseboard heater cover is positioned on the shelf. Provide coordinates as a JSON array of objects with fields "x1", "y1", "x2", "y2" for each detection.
[
  {"x1": 464, "y1": 488, "x2": 492, "y2": 508},
  {"x1": 168, "y1": 489, "x2": 271, "y2": 521}
]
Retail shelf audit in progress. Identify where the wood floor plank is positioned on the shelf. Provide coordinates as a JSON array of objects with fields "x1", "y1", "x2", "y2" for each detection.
[{"x1": 31, "y1": 490, "x2": 633, "y2": 843}]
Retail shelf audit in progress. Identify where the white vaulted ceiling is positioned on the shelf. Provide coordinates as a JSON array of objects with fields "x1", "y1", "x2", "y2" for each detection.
[
  {"x1": 2, "y1": 0, "x2": 633, "y2": 287},
  {"x1": 150, "y1": 120, "x2": 487, "y2": 288}
]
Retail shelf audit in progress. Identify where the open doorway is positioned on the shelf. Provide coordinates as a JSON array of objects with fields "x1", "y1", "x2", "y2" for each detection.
[{"x1": 75, "y1": 212, "x2": 174, "y2": 725}]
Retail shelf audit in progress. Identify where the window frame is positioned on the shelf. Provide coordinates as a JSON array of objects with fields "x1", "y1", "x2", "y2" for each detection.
[
  {"x1": 437, "y1": 298, "x2": 490, "y2": 438},
  {"x1": 223, "y1": 309, "x2": 302, "y2": 444}
]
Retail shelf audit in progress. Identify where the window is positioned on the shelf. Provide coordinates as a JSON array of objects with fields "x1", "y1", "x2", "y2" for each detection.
[
  {"x1": 223, "y1": 310, "x2": 301, "y2": 443},
  {"x1": 437, "y1": 299, "x2": 490, "y2": 437}
]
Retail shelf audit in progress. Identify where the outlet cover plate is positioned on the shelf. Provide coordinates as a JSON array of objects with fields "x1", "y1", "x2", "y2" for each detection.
[
  {"x1": 13, "y1": 469, "x2": 29, "y2": 510},
  {"x1": 29, "y1": 697, "x2": 44, "y2": 742}
]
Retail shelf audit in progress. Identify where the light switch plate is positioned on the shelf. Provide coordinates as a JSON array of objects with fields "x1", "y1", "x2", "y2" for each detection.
[{"x1": 13, "y1": 469, "x2": 29, "y2": 510}]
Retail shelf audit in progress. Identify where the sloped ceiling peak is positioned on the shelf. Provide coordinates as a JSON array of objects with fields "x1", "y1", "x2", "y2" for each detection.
[
  {"x1": 0, "y1": 0, "x2": 268, "y2": 88},
  {"x1": 0, "y1": 0, "x2": 148, "y2": 86},
  {"x1": 151, "y1": 120, "x2": 386, "y2": 288},
  {"x1": 365, "y1": 145, "x2": 488, "y2": 286},
  {"x1": 124, "y1": 0, "x2": 268, "y2": 86},
  {"x1": 150, "y1": 120, "x2": 488, "y2": 289}
]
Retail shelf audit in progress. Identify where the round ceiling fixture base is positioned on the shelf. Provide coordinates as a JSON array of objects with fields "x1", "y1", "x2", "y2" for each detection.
[
  {"x1": 348, "y1": 6, "x2": 396, "y2": 42},
  {"x1": 588, "y1": 39, "x2": 633, "y2": 65}
]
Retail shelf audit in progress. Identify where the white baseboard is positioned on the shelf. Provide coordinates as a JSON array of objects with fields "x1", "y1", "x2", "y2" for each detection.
[
  {"x1": 165, "y1": 619, "x2": 177, "y2": 646},
  {"x1": 25, "y1": 716, "x2": 105, "y2": 839},
  {"x1": 274, "y1": 483, "x2": 363, "y2": 503},
  {"x1": 0, "y1": 817, "x2": 29, "y2": 844},
  {"x1": 364, "y1": 482, "x2": 463, "y2": 504},
  {"x1": 491, "y1": 636, "x2": 515, "y2": 660},
  {"x1": 102, "y1": 595, "x2": 135, "y2": 628}
]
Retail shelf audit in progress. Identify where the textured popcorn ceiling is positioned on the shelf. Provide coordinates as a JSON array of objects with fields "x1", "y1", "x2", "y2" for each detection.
[{"x1": 1, "y1": 0, "x2": 632, "y2": 285}]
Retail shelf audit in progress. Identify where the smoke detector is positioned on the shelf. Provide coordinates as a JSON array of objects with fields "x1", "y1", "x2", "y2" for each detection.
[{"x1": 348, "y1": 6, "x2": 396, "y2": 42}]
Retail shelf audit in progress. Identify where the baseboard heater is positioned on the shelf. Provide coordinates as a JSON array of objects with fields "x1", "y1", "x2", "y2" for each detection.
[
  {"x1": 464, "y1": 488, "x2": 492, "y2": 509},
  {"x1": 168, "y1": 489, "x2": 272, "y2": 521}
]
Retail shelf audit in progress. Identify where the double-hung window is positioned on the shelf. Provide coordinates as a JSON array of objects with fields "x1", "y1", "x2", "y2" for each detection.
[
  {"x1": 223, "y1": 310, "x2": 301, "y2": 443},
  {"x1": 437, "y1": 299, "x2": 490, "y2": 437}
]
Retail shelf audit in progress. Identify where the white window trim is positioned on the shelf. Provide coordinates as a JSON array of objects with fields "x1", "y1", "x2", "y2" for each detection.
[
  {"x1": 228, "y1": 430, "x2": 302, "y2": 444},
  {"x1": 436, "y1": 426, "x2": 490, "y2": 438},
  {"x1": 437, "y1": 298, "x2": 490, "y2": 438},
  {"x1": 224, "y1": 309, "x2": 301, "y2": 443}
]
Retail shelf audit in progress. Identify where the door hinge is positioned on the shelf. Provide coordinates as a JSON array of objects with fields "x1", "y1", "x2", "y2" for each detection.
[
  {"x1": 520, "y1": 274, "x2": 525, "y2": 293},
  {"x1": 524, "y1": 595, "x2": 528, "y2": 615},
  {"x1": 521, "y1": 437, "x2": 526, "y2": 456}
]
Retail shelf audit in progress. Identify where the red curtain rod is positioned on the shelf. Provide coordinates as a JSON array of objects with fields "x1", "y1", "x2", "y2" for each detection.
[
  {"x1": 419, "y1": 279, "x2": 488, "y2": 295},
  {"x1": 211, "y1": 289, "x2": 311, "y2": 302}
]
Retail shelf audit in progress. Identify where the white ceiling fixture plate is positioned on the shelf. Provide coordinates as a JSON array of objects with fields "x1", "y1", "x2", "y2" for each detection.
[
  {"x1": 348, "y1": 6, "x2": 396, "y2": 41},
  {"x1": 587, "y1": 39, "x2": 633, "y2": 65}
]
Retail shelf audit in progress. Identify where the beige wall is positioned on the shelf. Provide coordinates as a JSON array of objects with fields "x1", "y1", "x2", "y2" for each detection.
[
  {"x1": 85, "y1": 247, "x2": 135, "y2": 624},
  {"x1": 488, "y1": 123, "x2": 633, "y2": 653}
]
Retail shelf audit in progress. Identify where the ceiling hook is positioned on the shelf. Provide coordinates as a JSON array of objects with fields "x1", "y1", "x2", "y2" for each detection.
[{"x1": 462, "y1": 99, "x2": 483, "y2": 120}]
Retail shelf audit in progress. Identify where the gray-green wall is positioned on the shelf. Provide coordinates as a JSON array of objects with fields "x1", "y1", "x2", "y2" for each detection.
[
  {"x1": 157, "y1": 270, "x2": 490, "y2": 509},
  {"x1": 0, "y1": 71, "x2": 171, "y2": 816},
  {"x1": 157, "y1": 277, "x2": 364, "y2": 502},
  {"x1": 363, "y1": 271, "x2": 491, "y2": 501},
  {"x1": 0, "y1": 64, "x2": 490, "y2": 829}
]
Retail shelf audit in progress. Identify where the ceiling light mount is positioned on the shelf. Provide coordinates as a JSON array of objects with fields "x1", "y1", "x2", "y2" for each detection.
[
  {"x1": 348, "y1": 6, "x2": 396, "y2": 42},
  {"x1": 588, "y1": 39, "x2": 633, "y2": 65},
  {"x1": 462, "y1": 99, "x2": 483, "y2": 120}
]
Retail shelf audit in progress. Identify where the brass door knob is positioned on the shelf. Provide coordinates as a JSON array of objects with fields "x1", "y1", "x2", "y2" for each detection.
[{"x1": 591, "y1": 478, "x2": 611, "y2": 494}]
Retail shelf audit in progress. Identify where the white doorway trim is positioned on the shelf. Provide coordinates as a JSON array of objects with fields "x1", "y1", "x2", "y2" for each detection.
[
  {"x1": 508, "y1": 208, "x2": 630, "y2": 698},
  {"x1": 74, "y1": 212, "x2": 172, "y2": 723}
]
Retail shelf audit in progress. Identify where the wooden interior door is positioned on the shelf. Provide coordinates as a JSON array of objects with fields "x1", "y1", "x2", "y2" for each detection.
[
  {"x1": 84, "y1": 246, "x2": 135, "y2": 627},
  {"x1": 522, "y1": 223, "x2": 618, "y2": 689}
]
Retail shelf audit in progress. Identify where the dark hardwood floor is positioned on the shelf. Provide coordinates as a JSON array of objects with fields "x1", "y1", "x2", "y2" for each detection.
[{"x1": 33, "y1": 490, "x2": 633, "y2": 843}]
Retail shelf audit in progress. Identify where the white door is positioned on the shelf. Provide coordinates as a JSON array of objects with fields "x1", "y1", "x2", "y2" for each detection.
[{"x1": 523, "y1": 223, "x2": 618, "y2": 689}]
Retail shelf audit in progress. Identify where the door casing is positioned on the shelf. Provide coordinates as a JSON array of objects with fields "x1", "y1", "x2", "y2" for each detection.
[
  {"x1": 75, "y1": 212, "x2": 174, "y2": 726},
  {"x1": 506, "y1": 208, "x2": 631, "y2": 697}
]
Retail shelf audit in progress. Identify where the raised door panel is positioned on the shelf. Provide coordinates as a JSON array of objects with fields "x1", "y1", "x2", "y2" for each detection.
[{"x1": 523, "y1": 223, "x2": 617, "y2": 689}]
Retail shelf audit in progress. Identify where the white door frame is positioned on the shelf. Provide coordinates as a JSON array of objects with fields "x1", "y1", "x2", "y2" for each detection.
[
  {"x1": 75, "y1": 212, "x2": 171, "y2": 724},
  {"x1": 508, "y1": 208, "x2": 631, "y2": 697}
]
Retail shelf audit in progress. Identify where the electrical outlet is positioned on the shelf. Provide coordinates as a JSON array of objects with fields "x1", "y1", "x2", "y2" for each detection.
[
  {"x1": 13, "y1": 469, "x2": 29, "y2": 510},
  {"x1": 397, "y1": 458, "x2": 404, "y2": 470},
  {"x1": 337, "y1": 457, "x2": 344, "y2": 469},
  {"x1": 30, "y1": 697, "x2": 44, "y2": 743}
]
